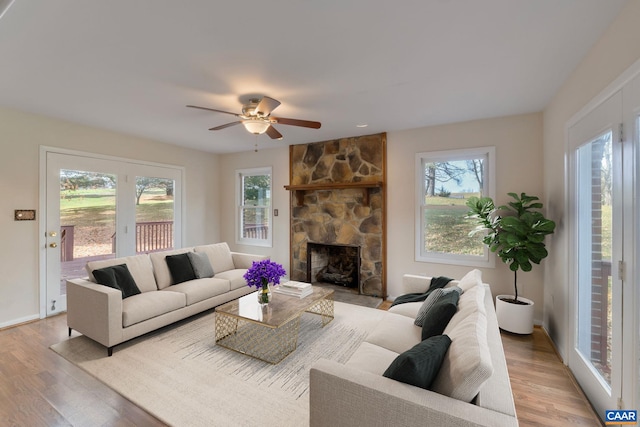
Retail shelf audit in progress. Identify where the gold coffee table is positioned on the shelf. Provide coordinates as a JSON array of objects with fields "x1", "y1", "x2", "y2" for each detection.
[{"x1": 214, "y1": 285, "x2": 334, "y2": 364}]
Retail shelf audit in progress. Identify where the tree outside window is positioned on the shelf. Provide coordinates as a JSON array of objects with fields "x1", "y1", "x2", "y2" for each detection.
[{"x1": 415, "y1": 147, "x2": 495, "y2": 267}]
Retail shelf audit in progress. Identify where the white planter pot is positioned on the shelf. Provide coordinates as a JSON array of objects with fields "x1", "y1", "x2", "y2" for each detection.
[{"x1": 495, "y1": 295, "x2": 534, "y2": 334}]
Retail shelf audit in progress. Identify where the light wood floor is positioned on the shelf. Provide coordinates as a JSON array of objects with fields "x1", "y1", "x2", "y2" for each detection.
[{"x1": 1, "y1": 309, "x2": 602, "y2": 426}]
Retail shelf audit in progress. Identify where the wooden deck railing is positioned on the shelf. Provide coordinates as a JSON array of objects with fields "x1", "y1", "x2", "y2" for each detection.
[
  {"x1": 136, "y1": 221, "x2": 173, "y2": 253},
  {"x1": 60, "y1": 226, "x2": 75, "y2": 261},
  {"x1": 109, "y1": 221, "x2": 174, "y2": 254},
  {"x1": 243, "y1": 224, "x2": 268, "y2": 239}
]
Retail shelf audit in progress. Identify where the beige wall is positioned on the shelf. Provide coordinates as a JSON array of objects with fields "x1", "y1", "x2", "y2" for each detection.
[
  {"x1": 0, "y1": 107, "x2": 221, "y2": 327},
  {"x1": 387, "y1": 113, "x2": 545, "y2": 321},
  {"x1": 219, "y1": 114, "x2": 545, "y2": 321},
  {"x1": 218, "y1": 146, "x2": 291, "y2": 271},
  {"x1": 542, "y1": 0, "x2": 640, "y2": 359}
]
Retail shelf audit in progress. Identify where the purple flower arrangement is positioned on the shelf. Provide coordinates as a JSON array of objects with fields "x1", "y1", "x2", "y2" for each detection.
[{"x1": 243, "y1": 259, "x2": 287, "y2": 290}]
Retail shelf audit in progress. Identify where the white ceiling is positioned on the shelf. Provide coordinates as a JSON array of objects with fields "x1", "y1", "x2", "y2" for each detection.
[{"x1": 0, "y1": 0, "x2": 628, "y2": 153}]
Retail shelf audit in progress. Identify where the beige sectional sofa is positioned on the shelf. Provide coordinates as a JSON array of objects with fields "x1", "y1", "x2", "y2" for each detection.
[
  {"x1": 309, "y1": 272, "x2": 518, "y2": 427},
  {"x1": 66, "y1": 242, "x2": 266, "y2": 356}
]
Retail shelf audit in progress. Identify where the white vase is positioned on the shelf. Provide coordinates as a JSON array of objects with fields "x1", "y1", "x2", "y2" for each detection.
[{"x1": 495, "y1": 295, "x2": 534, "y2": 334}]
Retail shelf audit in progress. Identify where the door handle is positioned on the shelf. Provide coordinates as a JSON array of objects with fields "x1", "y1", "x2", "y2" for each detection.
[{"x1": 49, "y1": 242, "x2": 58, "y2": 248}]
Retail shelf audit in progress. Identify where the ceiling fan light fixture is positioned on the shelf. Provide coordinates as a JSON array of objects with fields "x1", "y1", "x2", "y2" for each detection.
[{"x1": 243, "y1": 119, "x2": 270, "y2": 135}]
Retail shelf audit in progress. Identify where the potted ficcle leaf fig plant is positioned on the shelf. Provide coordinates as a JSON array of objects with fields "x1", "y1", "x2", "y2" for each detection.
[{"x1": 466, "y1": 192, "x2": 556, "y2": 334}]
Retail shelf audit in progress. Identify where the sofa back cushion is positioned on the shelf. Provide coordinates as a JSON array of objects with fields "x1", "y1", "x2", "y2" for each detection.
[
  {"x1": 87, "y1": 255, "x2": 157, "y2": 293},
  {"x1": 445, "y1": 284, "x2": 486, "y2": 332},
  {"x1": 149, "y1": 248, "x2": 194, "y2": 289},
  {"x1": 431, "y1": 307, "x2": 493, "y2": 402},
  {"x1": 194, "y1": 243, "x2": 235, "y2": 273}
]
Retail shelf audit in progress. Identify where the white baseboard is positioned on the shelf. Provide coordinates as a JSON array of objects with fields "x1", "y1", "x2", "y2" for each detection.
[{"x1": 0, "y1": 314, "x2": 40, "y2": 330}]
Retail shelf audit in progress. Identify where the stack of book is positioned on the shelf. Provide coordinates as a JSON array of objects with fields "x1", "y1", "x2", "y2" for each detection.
[{"x1": 273, "y1": 281, "x2": 313, "y2": 298}]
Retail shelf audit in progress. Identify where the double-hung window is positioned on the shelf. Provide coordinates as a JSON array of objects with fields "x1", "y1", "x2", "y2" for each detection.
[
  {"x1": 237, "y1": 167, "x2": 272, "y2": 247},
  {"x1": 415, "y1": 147, "x2": 495, "y2": 267}
]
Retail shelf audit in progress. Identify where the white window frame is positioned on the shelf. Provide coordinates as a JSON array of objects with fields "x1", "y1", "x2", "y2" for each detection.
[
  {"x1": 414, "y1": 146, "x2": 495, "y2": 267},
  {"x1": 236, "y1": 167, "x2": 273, "y2": 247}
]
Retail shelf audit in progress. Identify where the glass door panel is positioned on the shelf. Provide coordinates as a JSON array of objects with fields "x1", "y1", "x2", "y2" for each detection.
[
  {"x1": 575, "y1": 132, "x2": 613, "y2": 386},
  {"x1": 135, "y1": 176, "x2": 175, "y2": 253},
  {"x1": 60, "y1": 170, "x2": 117, "y2": 292}
]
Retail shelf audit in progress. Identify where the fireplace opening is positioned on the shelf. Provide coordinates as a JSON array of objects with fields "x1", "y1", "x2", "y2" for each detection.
[{"x1": 307, "y1": 242, "x2": 361, "y2": 292}]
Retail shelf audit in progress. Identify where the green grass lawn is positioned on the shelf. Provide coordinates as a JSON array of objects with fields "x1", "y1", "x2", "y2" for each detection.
[
  {"x1": 423, "y1": 193, "x2": 484, "y2": 255},
  {"x1": 60, "y1": 187, "x2": 173, "y2": 226}
]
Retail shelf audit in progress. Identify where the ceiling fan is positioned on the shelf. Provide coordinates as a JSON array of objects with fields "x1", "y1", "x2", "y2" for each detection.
[{"x1": 186, "y1": 96, "x2": 321, "y2": 140}]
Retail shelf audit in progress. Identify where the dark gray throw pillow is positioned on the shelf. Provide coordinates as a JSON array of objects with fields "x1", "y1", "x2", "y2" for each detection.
[
  {"x1": 383, "y1": 335, "x2": 452, "y2": 390},
  {"x1": 92, "y1": 264, "x2": 141, "y2": 299},
  {"x1": 415, "y1": 286, "x2": 462, "y2": 327},
  {"x1": 187, "y1": 251, "x2": 215, "y2": 279},
  {"x1": 421, "y1": 298, "x2": 458, "y2": 340},
  {"x1": 166, "y1": 253, "x2": 197, "y2": 284}
]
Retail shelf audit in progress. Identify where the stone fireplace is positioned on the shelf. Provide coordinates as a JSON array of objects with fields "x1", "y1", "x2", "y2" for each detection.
[{"x1": 286, "y1": 133, "x2": 386, "y2": 298}]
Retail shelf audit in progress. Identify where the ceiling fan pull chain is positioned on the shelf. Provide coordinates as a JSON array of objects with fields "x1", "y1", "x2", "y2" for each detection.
[{"x1": 254, "y1": 134, "x2": 259, "y2": 152}]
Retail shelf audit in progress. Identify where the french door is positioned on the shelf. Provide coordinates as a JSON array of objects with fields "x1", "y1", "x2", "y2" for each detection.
[
  {"x1": 569, "y1": 72, "x2": 640, "y2": 419},
  {"x1": 42, "y1": 149, "x2": 182, "y2": 317}
]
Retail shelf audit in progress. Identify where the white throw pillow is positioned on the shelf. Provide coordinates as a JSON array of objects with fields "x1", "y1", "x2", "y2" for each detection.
[
  {"x1": 414, "y1": 286, "x2": 461, "y2": 327},
  {"x1": 457, "y1": 269, "x2": 482, "y2": 292}
]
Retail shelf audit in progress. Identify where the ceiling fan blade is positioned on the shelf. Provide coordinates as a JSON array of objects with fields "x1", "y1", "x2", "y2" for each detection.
[
  {"x1": 255, "y1": 96, "x2": 281, "y2": 117},
  {"x1": 209, "y1": 121, "x2": 242, "y2": 131},
  {"x1": 272, "y1": 116, "x2": 321, "y2": 129},
  {"x1": 186, "y1": 105, "x2": 241, "y2": 117},
  {"x1": 266, "y1": 125, "x2": 283, "y2": 140}
]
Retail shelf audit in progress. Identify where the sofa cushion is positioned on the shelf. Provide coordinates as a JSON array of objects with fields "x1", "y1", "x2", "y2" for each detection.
[
  {"x1": 383, "y1": 335, "x2": 452, "y2": 390},
  {"x1": 421, "y1": 295, "x2": 459, "y2": 340},
  {"x1": 164, "y1": 277, "x2": 231, "y2": 305},
  {"x1": 122, "y1": 290, "x2": 186, "y2": 327},
  {"x1": 194, "y1": 243, "x2": 235, "y2": 273},
  {"x1": 165, "y1": 253, "x2": 197, "y2": 285},
  {"x1": 414, "y1": 286, "x2": 461, "y2": 327},
  {"x1": 455, "y1": 269, "x2": 482, "y2": 292},
  {"x1": 92, "y1": 264, "x2": 141, "y2": 299},
  {"x1": 431, "y1": 309, "x2": 493, "y2": 402},
  {"x1": 365, "y1": 312, "x2": 421, "y2": 354},
  {"x1": 345, "y1": 342, "x2": 400, "y2": 376},
  {"x1": 87, "y1": 255, "x2": 157, "y2": 293},
  {"x1": 187, "y1": 251, "x2": 215, "y2": 279},
  {"x1": 149, "y1": 248, "x2": 194, "y2": 289},
  {"x1": 214, "y1": 269, "x2": 248, "y2": 291},
  {"x1": 387, "y1": 301, "x2": 422, "y2": 319}
]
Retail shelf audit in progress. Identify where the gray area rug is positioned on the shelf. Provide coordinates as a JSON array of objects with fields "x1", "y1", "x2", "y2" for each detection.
[{"x1": 51, "y1": 302, "x2": 385, "y2": 427}]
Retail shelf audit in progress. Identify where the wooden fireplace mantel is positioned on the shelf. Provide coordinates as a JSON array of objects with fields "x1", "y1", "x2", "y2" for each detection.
[{"x1": 284, "y1": 181, "x2": 383, "y2": 206}]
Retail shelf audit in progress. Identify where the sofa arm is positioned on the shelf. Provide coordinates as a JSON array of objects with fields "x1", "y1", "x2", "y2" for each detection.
[
  {"x1": 310, "y1": 359, "x2": 517, "y2": 427},
  {"x1": 231, "y1": 252, "x2": 268, "y2": 269},
  {"x1": 402, "y1": 274, "x2": 432, "y2": 294},
  {"x1": 66, "y1": 278, "x2": 123, "y2": 348}
]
